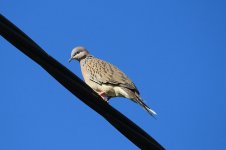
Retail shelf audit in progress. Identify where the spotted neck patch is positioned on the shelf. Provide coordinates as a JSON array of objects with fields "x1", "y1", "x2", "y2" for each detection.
[{"x1": 82, "y1": 55, "x2": 93, "y2": 67}]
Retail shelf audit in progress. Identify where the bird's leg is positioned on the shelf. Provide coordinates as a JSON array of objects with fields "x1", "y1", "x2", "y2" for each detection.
[{"x1": 98, "y1": 92, "x2": 109, "y2": 102}]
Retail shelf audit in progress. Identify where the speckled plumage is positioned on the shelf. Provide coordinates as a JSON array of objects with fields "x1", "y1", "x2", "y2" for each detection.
[
  {"x1": 69, "y1": 46, "x2": 156, "y2": 116},
  {"x1": 81, "y1": 57, "x2": 138, "y2": 94}
]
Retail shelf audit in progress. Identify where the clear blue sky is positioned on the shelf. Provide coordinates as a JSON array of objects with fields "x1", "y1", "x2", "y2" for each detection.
[{"x1": 1, "y1": 0, "x2": 225, "y2": 149}]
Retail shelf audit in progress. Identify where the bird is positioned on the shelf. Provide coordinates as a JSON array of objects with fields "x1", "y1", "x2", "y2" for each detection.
[{"x1": 69, "y1": 46, "x2": 157, "y2": 116}]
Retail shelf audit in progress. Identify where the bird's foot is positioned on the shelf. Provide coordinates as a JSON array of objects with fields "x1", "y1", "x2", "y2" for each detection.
[{"x1": 98, "y1": 92, "x2": 109, "y2": 103}]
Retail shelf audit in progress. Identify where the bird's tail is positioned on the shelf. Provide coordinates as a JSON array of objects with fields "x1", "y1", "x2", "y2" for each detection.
[{"x1": 134, "y1": 93, "x2": 157, "y2": 117}]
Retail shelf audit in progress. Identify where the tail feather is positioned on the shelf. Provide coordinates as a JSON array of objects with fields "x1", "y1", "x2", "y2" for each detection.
[
  {"x1": 119, "y1": 87, "x2": 157, "y2": 117},
  {"x1": 134, "y1": 93, "x2": 157, "y2": 117},
  {"x1": 136, "y1": 97, "x2": 157, "y2": 117}
]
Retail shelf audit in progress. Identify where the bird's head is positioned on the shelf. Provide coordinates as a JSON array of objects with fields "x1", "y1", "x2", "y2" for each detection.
[{"x1": 69, "y1": 46, "x2": 90, "y2": 62}]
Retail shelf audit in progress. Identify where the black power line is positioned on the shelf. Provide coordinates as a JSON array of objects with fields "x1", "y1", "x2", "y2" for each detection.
[{"x1": 0, "y1": 14, "x2": 165, "y2": 150}]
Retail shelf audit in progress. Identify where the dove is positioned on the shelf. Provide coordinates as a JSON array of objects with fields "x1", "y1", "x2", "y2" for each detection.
[{"x1": 69, "y1": 46, "x2": 156, "y2": 116}]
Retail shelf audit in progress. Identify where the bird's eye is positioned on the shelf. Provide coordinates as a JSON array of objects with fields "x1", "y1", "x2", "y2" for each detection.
[{"x1": 74, "y1": 51, "x2": 80, "y2": 56}]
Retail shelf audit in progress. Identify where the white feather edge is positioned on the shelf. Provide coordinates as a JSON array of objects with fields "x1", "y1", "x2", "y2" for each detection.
[{"x1": 116, "y1": 87, "x2": 157, "y2": 116}]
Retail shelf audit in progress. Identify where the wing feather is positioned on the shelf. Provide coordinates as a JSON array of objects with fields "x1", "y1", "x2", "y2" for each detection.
[{"x1": 85, "y1": 57, "x2": 140, "y2": 94}]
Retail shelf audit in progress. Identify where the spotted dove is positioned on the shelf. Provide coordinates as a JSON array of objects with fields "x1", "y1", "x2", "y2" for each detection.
[{"x1": 69, "y1": 46, "x2": 156, "y2": 116}]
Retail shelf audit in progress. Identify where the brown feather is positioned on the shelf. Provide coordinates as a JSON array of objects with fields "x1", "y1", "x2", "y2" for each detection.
[{"x1": 85, "y1": 57, "x2": 140, "y2": 94}]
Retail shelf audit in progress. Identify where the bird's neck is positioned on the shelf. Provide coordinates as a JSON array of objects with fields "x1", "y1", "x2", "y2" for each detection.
[{"x1": 80, "y1": 55, "x2": 93, "y2": 67}]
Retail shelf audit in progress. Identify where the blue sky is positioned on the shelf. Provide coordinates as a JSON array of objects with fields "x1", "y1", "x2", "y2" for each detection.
[{"x1": 1, "y1": 0, "x2": 225, "y2": 149}]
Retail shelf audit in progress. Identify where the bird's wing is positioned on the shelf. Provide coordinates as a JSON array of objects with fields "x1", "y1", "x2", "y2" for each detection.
[{"x1": 85, "y1": 57, "x2": 140, "y2": 94}]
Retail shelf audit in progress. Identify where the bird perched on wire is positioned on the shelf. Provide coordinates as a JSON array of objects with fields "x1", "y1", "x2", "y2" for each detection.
[{"x1": 69, "y1": 46, "x2": 156, "y2": 116}]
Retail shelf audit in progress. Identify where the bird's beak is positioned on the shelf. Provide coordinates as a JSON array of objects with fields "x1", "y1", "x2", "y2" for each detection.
[{"x1": 68, "y1": 58, "x2": 72, "y2": 63}]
